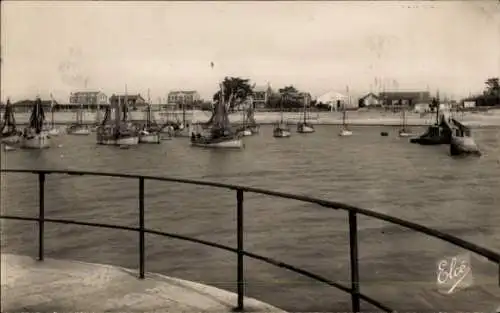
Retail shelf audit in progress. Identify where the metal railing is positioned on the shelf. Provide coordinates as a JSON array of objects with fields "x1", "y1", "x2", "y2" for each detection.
[{"x1": 1, "y1": 169, "x2": 499, "y2": 312}]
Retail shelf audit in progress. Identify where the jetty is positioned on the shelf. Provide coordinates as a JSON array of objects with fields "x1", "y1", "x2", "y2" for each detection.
[{"x1": 1, "y1": 169, "x2": 499, "y2": 313}]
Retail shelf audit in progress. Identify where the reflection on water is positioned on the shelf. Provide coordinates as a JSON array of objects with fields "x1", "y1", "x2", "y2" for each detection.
[{"x1": 1, "y1": 125, "x2": 499, "y2": 312}]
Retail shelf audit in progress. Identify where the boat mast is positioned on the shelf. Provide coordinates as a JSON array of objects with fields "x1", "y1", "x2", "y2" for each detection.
[
  {"x1": 303, "y1": 93, "x2": 307, "y2": 124},
  {"x1": 147, "y1": 88, "x2": 151, "y2": 128},
  {"x1": 280, "y1": 94, "x2": 285, "y2": 124}
]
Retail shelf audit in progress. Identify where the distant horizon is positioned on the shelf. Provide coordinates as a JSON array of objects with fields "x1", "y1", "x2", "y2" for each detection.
[{"x1": 1, "y1": 1, "x2": 499, "y2": 103}]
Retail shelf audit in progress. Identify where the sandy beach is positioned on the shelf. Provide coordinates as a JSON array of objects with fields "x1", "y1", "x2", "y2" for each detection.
[{"x1": 10, "y1": 109, "x2": 500, "y2": 127}]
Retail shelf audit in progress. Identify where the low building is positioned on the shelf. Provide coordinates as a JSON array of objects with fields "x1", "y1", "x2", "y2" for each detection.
[
  {"x1": 109, "y1": 94, "x2": 147, "y2": 111},
  {"x1": 251, "y1": 85, "x2": 272, "y2": 109},
  {"x1": 358, "y1": 92, "x2": 380, "y2": 107},
  {"x1": 69, "y1": 91, "x2": 108, "y2": 110},
  {"x1": 316, "y1": 91, "x2": 356, "y2": 110},
  {"x1": 167, "y1": 91, "x2": 200, "y2": 109},
  {"x1": 378, "y1": 91, "x2": 430, "y2": 107},
  {"x1": 11, "y1": 99, "x2": 58, "y2": 113}
]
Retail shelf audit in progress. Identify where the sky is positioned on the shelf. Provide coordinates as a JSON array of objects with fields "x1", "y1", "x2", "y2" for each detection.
[{"x1": 1, "y1": 1, "x2": 499, "y2": 103}]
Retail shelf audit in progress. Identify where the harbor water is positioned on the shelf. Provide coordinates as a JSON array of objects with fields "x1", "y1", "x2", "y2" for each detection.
[{"x1": 1, "y1": 125, "x2": 499, "y2": 312}]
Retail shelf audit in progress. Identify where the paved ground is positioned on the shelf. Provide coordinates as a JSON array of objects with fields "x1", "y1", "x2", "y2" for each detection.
[{"x1": 1, "y1": 254, "x2": 286, "y2": 313}]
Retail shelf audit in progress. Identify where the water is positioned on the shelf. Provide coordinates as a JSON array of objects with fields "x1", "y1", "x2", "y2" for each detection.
[{"x1": 1, "y1": 125, "x2": 500, "y2": 312}]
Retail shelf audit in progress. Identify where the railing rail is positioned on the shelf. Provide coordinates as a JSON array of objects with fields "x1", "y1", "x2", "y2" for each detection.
[{"x1": 1, "y1": 168, "x2": 499, "y2": 313}]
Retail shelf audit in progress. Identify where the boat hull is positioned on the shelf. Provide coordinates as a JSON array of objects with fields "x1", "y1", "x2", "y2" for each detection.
[
  {"x1": 97, "y1": 136, "x2": 139, "y2": 146},
  {"x1": 297, "y1": 125, "x2": 315, "y2": 133},
  {"x1": 139, "y1": 133, "x2": 161, "y2": 144},
  {"x1": 69, "y1": 128, "x2": 91, "y2": 136},
  {"x1": 339, "y1": 129, "x2": 353, "y2": 136},
  {"x1": 1, "y1": 134, "x2": 20, "y2": 144},
  {"x1": 21, "y1": 132, "x2": 50, "y2": 149},
  {"x1": 239, "y1": 129, "x2": 253, "y2": 136},
  {"x1": 398, "y1": 131, "x2": 413, "y2": 137},
  {"x1": 450, "y1": 136, "x2": 481, "y2": 156},
  {"x1": 191, "y1": 137, "x2": 243, "y2": 149},
  {"x1": 273, "y1": 128, "x2": 291, "y2": 138},
  {"x1": 47, "y1": 128, "x2": 60, "y2": 136}
]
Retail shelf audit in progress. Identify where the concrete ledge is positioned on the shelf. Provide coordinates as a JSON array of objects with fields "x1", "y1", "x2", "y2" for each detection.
[{"x1": 1, "y1": 254, "x2": 286, "y2": 312}]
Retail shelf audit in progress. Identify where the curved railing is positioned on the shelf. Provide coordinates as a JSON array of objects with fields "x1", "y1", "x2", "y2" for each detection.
[{"x1": 1, "y1": 169, "x2": 499, "y2": 313}]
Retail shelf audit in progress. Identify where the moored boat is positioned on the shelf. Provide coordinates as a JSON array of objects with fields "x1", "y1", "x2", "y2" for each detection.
[
  {"x1": 297, "y1": 93, "x2": 315, "y2": 134},
  {"x1": 96, "y1": 89, "x2": 139, "y2": 146},
  {"x1": 410, "y1": 97, "x2": 451, "y2": 145},
  {"x1": 398, "y1": 103, "x2": 413, "y2": 137},
  {"x1": 21, "y1": 97, "x2": 51, "y2": 149},
  {"x1": 273, "y1": 94, "x2": 291, "y2": 138},
  {"x1": 190, "y1": 82, "x2": 243, "y2": 149},
  {"x1": 68, "y1": 104, "x2": 90, "y2": 136},
  {"x1": 0, "y1": 99, "x2": 21, "y2": 144},
  {"x1": 338, "y1": 88, "x2": 352, "y2": 137},
  {"x1": 139, "y1": 93, "x2": 161, "y2": 144},
  {"x1": 449, "y1": 119, "x2": 481, "y2": 156}
]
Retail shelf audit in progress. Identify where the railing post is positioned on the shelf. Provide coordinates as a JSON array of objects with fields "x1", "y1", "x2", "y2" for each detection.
[
  {"x1": 348, "y1": 211, "x2": 360, "y2": 312},
  {"x1": 38, "y1": 172, "x2": 45, "y2": 261},
  {"x1": 139, "y1": 177, "x2": 145, "y2": 279},
  {"x1": 236, "y1": 189, "x2": 244, "y2": 311}
]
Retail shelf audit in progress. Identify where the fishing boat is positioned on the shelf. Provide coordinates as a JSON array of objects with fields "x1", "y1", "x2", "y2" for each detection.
[
  {"x1": 190, "y1": 83, "x2": 243, "y2": 149},
  {"x1": 96, "y1": 91, "x2": 139, "y2": 146},
  {"x1": 398, "y1": 103, "x2": 412, "y2": 137},
  {"x1": 339, "y1": 87, "x2": 352, "y2": 136},
  {"x1": 236, "y1": 98, "x2": 259, "y2": 136},
  {"x1": 67, "y1": 104, "x2": 90, "y2": 135},
  {"x1": 273, "y1": 94, "x2": 291, "y2": 138},
  {"x1": 139, "y1": 93, "x2": 160, "y2": 144},
  {"x1": 45, "y1": 95, "x2": 60, "y2": 136},
  {"x1": 449, "y1": 117, "x2": 481, "y2": 156},
  {"x1": 297, "y1": 93, "x2": 315, "y2": 133},
  {"x1": 0, "y1": 99, "x2": 21, "y2": 144},
  {"x1": 20, "y1": 97, "x2": 50, "y2": 149},
  {"x1": 170, "y1": 102, "x2": 193, "y2": 137},
  {"x1": 410, "y1": 97, "x2": 451, "y2": 145}
]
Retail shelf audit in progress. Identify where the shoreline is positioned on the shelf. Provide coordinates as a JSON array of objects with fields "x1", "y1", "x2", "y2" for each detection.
[{"x1": 9, "y1": 110, "x2": 500, "y2": 127}]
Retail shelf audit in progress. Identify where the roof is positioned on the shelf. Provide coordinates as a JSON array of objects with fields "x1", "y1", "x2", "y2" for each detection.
[
  {"x1": 12, "y1": 99, "x2": 58, "y2": 106},
  {"x1": 360, "y1": 92, "x2": 379, "y2": 100},
  {"x1": 253, "y1": 86, "x2": 269, "y2": 92},
  {"x1": 379, "y1": 91, "x2": 430, "y2": 99},
  {"x1": 168, "y1": 90, "x2": 198, "y2": 95},
  {"x1": 71, "y1": 91, "x2": 103, "y2": 96},
  {"x1": 110, "y1": 94, "x2": 145, "y2": 100},
  {"x1": 316, "y1": 91, "x2": 347, "y2": 103}
]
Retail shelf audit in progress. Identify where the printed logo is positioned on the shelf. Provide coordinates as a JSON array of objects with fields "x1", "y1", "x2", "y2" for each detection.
[{"x1": 436, "y1": 252, "x2": 473, "y2": 294}]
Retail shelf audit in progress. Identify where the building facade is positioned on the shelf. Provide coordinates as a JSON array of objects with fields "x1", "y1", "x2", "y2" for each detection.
[
  {"x1": 251, "y1": 86, "x2": 272, "y2": 109},
  {"x1": 167, "y1": 91, "x2": 200, "y2": 108},
  {"x1": 378, "y1": 91, "x2": 430, "y2": 107},
  {"x1": 358, "y1": 92, "x2": 380, "y2": 107},
  {"x1": 69, "y1": 91, "x2": 108, "y2": 109},
  {"x1": 109, "y1": 94, "x2": 147, "y2": 111}
]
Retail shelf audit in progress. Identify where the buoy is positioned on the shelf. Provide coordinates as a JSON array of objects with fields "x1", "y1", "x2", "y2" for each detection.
[
  {"x1": 58, "y1": 144, "x2": 63, "y2": 148},
  {"x1": 380, "y1": 132, "x2": 389, "y2": 136}
]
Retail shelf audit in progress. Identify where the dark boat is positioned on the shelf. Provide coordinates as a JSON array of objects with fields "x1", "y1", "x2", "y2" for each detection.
[
  {"x1": 410, "y1": 97, "x2": 451, "y2": 145},
  {"x1": 449, "y1": 118, "x2": 481, "y2": 156},
  {"x1": 0, "y1": 99, "x2": 21, "y2": 144}
]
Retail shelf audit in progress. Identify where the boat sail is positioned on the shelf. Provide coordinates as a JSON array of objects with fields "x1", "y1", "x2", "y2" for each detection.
[
  {"x1": 68, "y1": 103, "x2": 90, "y2": 135},
  {"x1": 273, "y1": 94, "x2": 291, "y2": 138},
  {"x1": 297, "y1": 93, "x2": 315, "y2": 133},
  {"x1": 172, "y1": 101, "x2": 192, "y2": 137},
  {"x1": 398, "y1": 100, "x2": 412, "y2": 137},
  {"x1": 96, "y1": 90, "x2": 139, "y2": 146},
  {"x1": 190, "y1": 82, "x2": 243, "y2": 149},
  {"x1": 1, "y1": 99, "x2": 21, "y2": 144},
  {"x1": 139, "y1": 90, "x2": 161, "y2": 144},
  {"x1": 21, "y1": 97, "x2": 50, "y2": 149},
  {"x1": 46, "y1": 94, "x2": 60, "y2": 136},
  {"x1": 236, "y1": 99, "x2": 259, "y2": 136}
]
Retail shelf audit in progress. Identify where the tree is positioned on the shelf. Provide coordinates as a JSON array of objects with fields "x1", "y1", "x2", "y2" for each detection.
[
  {"x1": 213, "y1": 77, "x2": 253, "y2": 109},
  {"x1": 484, "y1": 77, "x2": 500, "y2": 96}
]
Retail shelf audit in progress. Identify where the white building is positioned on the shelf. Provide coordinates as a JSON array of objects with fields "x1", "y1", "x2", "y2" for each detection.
[{"x1": 316, "y1": 91, "x2": 356, "y2": 111}]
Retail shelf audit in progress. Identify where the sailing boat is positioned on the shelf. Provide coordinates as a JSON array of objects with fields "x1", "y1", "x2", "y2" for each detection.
[
  {"x1": 21, "y1": 97, "x2": 50, "y2": 149},
  {"x1": 297, "y1": 94, "x2": 315, "y2": 133},
  {"x1": 46, "y1": 95, "x2": 60, "y2": 136},
  {"x1": 338, "y1": 104, "x2": 352, "y2": 136},
  {"x1": 398, "y1": 101, "x2": 412, "y2": 137},
  {"x1": 96, "y1": 91, "x2": 139, "y2": 146},
  {"x1": 236, "y1": 102, "x2": 253, "y2": 136},
  {"x1": 190, "y1": 82, "x2": 243, "y2": 148},
  {"x1": 68, "y1": 104, "x2": 90, "y2": 135},
  {"x1": 139, "y1": 92, "x2": 160, "y2": 144},
  {"x1": 0, "y1": 99, "x2": 21, "y2": 144},
  {"x1": 273, "y1": 94, "x2": 291, "y2": 138},
  {"x1": 410, "y1": 93, "x2": 451, "y2": 145},
  {"x1": 173, "y1": 102, "x2": 192, "y2": 137}
]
